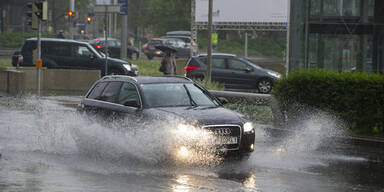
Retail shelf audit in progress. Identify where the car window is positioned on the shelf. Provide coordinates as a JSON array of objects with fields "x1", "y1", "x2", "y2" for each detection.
[
  {"x1": 98, "y1": 82, "x2": 122, "y2": 103},
  {"x1": 141, "y1": 83, "x2": 190, "y2": 107},
  {"x1": 44, "y1": 42, "x2": 71, "y2": 56},
  {"x1": 101, "y1": 40, "x2": 116, "y2": 47},
  {"x1": 21, "y1": 41, "x2": 36, "y2": 55},
  {"x1": 212, "y1": 58, "x2": 226, "y2": 69},
  {"x1": 229, "y1": 59, "x2": 248, "y2": 70},
  {"x1": 140, "y1": 83, "x2": 217, "y2": 107},
  {"x1": 87, "y1": 82, "x2": 108, "y2": 99},
  {"x1": 115, "y1": 40, "x2": 121, "y2": 47},
  {"x1": 164, "y1": 39, "x2": 176, "y2": 46},
  {"x1": 74, "y1": 45, "x2": 92, "y2": 57},
  {"x1": 174, "y1": 39, "x2": 186, "y2": 48},
  {"x1": 118, "y1": 83, "x2": 140, "y2": 106},
  {"x1": 199, "y1": 57, "x2": 226, "y2": 69}
]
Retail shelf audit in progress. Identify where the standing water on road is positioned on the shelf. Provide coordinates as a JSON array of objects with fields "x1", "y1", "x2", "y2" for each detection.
[{"x1": 0, "y1": 96, "x2": 383, "y2": 191}]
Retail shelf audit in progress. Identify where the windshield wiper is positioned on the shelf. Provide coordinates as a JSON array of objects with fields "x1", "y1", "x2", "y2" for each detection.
[{"x1": 183, "y1": 85, "x2": 197, "y2": 107}]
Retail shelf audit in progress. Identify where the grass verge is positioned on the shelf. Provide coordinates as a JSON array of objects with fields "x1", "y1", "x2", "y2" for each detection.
[{"x1": 0, "y1": 59, "x2": 11, "y2": 67}]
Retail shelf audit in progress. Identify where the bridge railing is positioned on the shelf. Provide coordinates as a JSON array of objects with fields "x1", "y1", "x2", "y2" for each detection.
[{"x1": 209, "y1": 90, "x2": 285, "y2": 126}]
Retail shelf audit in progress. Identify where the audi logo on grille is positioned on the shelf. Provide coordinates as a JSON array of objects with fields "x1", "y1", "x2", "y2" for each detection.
[{"x1": 214, "y1": 128, "x2": 231, "y2": 135}]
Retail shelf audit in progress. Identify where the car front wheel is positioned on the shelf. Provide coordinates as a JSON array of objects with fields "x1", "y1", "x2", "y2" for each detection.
[{"x1": 257, "y1": 78, "x2": 273, "y2": 94}]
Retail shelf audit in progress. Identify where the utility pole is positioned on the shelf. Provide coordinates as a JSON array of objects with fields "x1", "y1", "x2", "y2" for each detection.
[
  {"x1": 120, "y1": 0, "x2": 128, "y2": 60},
  {"x1": 105, "y1": 4, "x2": 109, "y2": 75},
  {"x1": 37, "y1": 19, "x2": 41, "y2": 96},
  {"x1": 244, "y1": 32, "x2": 248, "y2": 58},
  {"x1": 206, "y1": 0, "x2": 213, "y2": 82},
  {"x1": 69, "y1": 0, "x2": 75, "y2": 39}
]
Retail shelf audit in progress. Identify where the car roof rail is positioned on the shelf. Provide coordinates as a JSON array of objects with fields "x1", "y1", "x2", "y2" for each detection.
[
  {"x1": 151, "y1": 75, "x2": 193, "y2": 82},
  {"x1": 101, "y1": 75, "x2": 138, "y2": 82}
]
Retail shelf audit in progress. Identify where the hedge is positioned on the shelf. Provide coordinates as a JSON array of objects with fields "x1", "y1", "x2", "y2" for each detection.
[
  {"x1": 273, "y1": 70, "x2": 384, "y2": 136},
  {"x1": 0, "y1": 32, "x2": 56, "y2": 48}
]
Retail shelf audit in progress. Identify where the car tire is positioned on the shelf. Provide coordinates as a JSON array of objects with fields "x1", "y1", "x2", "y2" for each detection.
[
  {"x1": 257, "y1": 78, "x2": 273, "y2": 94},
  {"x1": 147, "y1": 55, "x2": 153, "y2": 60}
]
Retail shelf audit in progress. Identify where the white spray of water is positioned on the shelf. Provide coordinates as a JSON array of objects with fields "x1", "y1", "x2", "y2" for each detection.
[
  {"x1": 1, "y1": 96, "x2": 362, "y2": 176},
  {"x1": 248, "y1": 111, "x2": 348, "y2": 171}
]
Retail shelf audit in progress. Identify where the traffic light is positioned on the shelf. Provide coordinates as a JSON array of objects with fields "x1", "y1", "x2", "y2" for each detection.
[
  {"x1": 68, "y1": 11, "x2": 73, "y2": 17},
  {"x1": 35, "y1": 1, "x2": 48, "y2": 21},
  {"x1": 26, "y1": 2, "x2": 38, "y2": 29},
  {"x1": 86, "y1": 16, "x2": 92, "y2": 24},
  {"x1": 26, "y1": 1, "x2": 48, "y2": 29}
]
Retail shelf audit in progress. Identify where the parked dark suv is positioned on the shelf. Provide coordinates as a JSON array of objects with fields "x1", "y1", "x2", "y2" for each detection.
[
  {"x1": 78, "y1": 75, "x2": 255, "y2": 160},
  {"x1": 12, "y1": 38, "x2": 138, "y2": 76},
  {"x1": 143, "y1": 38, "x2": 192, "y2": 59},
  {"x1": 185, "y1": 54, "x2": 282, "y2": 93},
  {"x1": 89, "y1": 38, "x2": 140, "y2": 59}
]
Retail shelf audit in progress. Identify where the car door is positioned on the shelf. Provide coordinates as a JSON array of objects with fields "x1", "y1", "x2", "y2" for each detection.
[
  {"x1": 44, "y1": 42, "x2": 73, "y2": 68},
  {"x1": 173, "y1": 39, "x2": 189, "y2": 58},
  {"x1": 107, "y1": 40, "x2": 121, "y2": 58},
  {"x1": 226, "y1": 58, "x2": 255, "y2": 89},
  {"x1": 70, "y1": 43, "x2": 99, "y2": 70},
  {"x1": 210, "y1": 56, "x2": 230, "y2": 84},
  {"x1": 82, "y1": 81, "x2": 141, "y2": 118}
]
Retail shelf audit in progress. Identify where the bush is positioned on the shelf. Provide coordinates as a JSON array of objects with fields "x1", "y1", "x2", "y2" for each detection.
[
  {"x1": 197, "y1": 37, "x2": 285, "y2": 57},
  {"x1": 0, "y1": 32, "x2": 56, "y2": 48},
  {"x1": 273, "y1": 70, "x2": 384, "y2": 136},
  {"x1": 191, "y1": 78, "x2": 225, "y2": 90}
]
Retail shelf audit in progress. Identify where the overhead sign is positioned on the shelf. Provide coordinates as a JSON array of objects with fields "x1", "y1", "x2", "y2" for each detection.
[
  {"x1": 195, "y1": 0, "x2": 288, "y2": 23},
  {"x1": 118, "y1": 0, "x2": 128, "y2": 15},
  {"x1": 94, "y1": 5, "x2": 121, "y2": 13}
]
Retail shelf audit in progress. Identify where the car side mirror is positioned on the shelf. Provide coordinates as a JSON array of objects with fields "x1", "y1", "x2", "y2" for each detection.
[
  {"x1": 124, "y1": 100, "x2": 140, "y2": 108},
  {"x1": 217, "y1": 97, "x2": 229, "y2": 105},
  {"x1": 90, "y1": 54, "x2": 96, "y2": 60},
  {"x1": 245, "y1": 67, "x2": 253, "y2": 73}
]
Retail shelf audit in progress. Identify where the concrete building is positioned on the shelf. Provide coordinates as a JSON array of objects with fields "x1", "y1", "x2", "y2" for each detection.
[
  {"x1": 288, "y1": 0, "x2": 383, "y2": 73},
  {"x1": 0, "y1": 0, "x2": 27, "y2": 33}
]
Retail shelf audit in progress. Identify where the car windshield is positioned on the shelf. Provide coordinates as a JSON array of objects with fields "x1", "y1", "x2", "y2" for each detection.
[
  {"x1": 87, "y1": 44, "x2": 103, "y2": 58},
  {"x1": 140, "y1": 83, "x2": 218, "y2": 108}
]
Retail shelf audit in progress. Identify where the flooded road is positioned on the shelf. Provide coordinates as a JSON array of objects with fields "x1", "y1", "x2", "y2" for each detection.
[{"x1": 0, "y1": 96, "x2": 383, "y2": 192}]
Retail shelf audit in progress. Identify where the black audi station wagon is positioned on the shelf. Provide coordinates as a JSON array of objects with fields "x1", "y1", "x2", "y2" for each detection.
[{"x1": 78, "y1": 76, "x2": 255, "y2": 160}]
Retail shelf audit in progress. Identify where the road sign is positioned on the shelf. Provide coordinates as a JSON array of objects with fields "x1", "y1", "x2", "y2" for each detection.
[
  {"x1": 118, "y1": 0, "x2": 128, "y2": 15},
  {"x1": 96, "y1": 0, "x2": 112, "y2": 5},
  {"x1": 94, "y1": 5, "x2": 120, "y2": 13}
]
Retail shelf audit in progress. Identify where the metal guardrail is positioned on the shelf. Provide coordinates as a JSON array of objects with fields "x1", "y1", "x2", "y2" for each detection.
[{"x1": 209, "y1": 90, "x2": 284, "y2": 126}]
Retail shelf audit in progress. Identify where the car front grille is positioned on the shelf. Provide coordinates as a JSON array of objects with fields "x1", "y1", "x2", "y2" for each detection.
[{"x1": 203, "y1": 124, "x2": 241, "y2": 150}]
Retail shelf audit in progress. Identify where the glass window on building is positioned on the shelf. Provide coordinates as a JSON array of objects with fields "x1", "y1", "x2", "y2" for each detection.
[
  {"x1": 289, "y1": 0, "x2": 382, "y2": 74},
  {"x1": 323, "y1": 0, "x2": 360, "y2": 17}
]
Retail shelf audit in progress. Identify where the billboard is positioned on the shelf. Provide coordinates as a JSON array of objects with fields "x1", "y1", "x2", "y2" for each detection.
[{"x1": 195, "y1": 0, "x2": 288, "y2": 23}]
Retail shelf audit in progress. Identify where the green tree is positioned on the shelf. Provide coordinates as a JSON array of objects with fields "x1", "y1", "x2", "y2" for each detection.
[{"x1": 144, "y1": 0, "x2": 191, "y2": 36}]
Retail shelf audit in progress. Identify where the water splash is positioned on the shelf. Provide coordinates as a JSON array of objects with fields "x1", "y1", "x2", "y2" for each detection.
[{"x1": 248, "y1": 110, "x2": 347, "y2": 171}]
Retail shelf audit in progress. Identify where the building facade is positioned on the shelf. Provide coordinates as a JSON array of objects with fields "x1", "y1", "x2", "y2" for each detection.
[{"x1": 288, "y1": 0, "x2": 383, "y2": 73}]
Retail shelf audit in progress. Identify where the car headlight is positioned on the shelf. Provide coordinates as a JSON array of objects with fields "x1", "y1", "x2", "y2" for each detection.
[
  {"x1": 176, "y1": 123, "x2": 207, "y2": 138},
  {"x1": 123, "y1": 64, "x2": 131, "y2": 71},
  {"x1": 243, "y1": 122, "x2": 254, "y2": 133},
  {"x1": 267, "y1": 71, "x2": 281, "y2": 79}
]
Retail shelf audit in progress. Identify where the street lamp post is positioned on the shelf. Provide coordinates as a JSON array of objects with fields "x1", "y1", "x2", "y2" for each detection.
[{"x1": 206, "y1": 0, "x2": 213, "y2": 82}]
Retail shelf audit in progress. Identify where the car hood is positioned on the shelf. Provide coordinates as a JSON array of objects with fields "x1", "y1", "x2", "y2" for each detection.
[
  {"x1": 99, "y1": 57, "x2": 127, "y2": 64},
  {"x1": 148, "y1": 106, "x2": 245, "y2": 126}
]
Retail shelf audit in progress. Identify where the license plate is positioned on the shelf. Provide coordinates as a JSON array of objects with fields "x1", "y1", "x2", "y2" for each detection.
[{"x1": 212, "y1": 136, "x2": 238, "y2": 145}]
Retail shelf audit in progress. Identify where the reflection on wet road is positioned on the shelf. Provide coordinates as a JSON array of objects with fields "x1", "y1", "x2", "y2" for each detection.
[{"x1": 0, "y1": 96, "x2": 383, "y2": 191}]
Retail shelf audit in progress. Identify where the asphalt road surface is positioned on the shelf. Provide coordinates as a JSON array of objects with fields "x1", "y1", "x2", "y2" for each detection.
[{"x1": 0, "y1": 96, "x2": 383, "y2": 192}]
